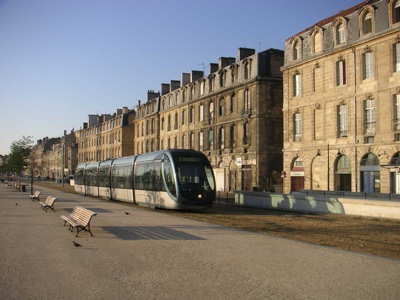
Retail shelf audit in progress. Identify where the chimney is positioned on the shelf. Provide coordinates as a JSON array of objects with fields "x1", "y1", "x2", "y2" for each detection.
[
  {"x1": 122, "y1": 107, "x2": 129, "y2": 114},
  {"x1": 83, "y1": 122, "x2": 88, "y2": 129},
  {"x1": 190, "y1": 70, "x2": 203, "y2": 83},
  {"x1": 116, "y1": 109, "x2": 122, "y2": 115},
  {"x1": 147, "y1": 90, "x2": 160, "y2": 101},
  {"x1": 161, "y1": 83, "x2": 170, "y2": 95},
  {"x1": 209, "y1": 63, "x2": 218, "y2": 74},
  {"x1": 218, "y1": 57, "x2": 236, "y2": 69},
  {"x1": 170, "y1": 80, "x2": 180, "y2": 92},
  {"x1": 181, "y1": 73, "x2": 190, "y2": 86},
  {"x1": 238, "y1": 48, "x2": 255, "y2": 61}
]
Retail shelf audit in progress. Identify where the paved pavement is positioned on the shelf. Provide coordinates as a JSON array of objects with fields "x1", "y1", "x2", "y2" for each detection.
[{"x1": 1, "y1": 184, "x2": 400, "y2": 300}]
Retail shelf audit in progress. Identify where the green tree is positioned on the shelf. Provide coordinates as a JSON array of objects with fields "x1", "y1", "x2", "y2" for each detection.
[{"x1": 6, "y1": 136, "x2": 33, "y2": 187}]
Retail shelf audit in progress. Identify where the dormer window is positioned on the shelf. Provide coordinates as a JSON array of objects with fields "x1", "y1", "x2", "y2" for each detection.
[
  {"x1": 360, "y1": 7, "x2": 374, "y2": 36},
  {"x1": 311, "y1": 27, "x2": 322, "y2": 54},
  {"x1": 292, "y1": 37, "x2": 302, "y2": 61}
]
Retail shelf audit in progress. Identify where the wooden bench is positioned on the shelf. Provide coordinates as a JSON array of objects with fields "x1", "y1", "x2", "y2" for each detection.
[
  {"x1": 39, "y1": 196, "x2": 57, "y2": 212},
  {"x1": 60, "y1": 206, "x2": 97, "y2": 237},
  {"x1": 30, "y1": 191, "x2": 42, "y2": 201}
]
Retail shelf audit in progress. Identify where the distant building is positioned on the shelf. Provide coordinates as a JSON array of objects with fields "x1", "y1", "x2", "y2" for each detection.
[
  {"x1": 134, "y1": 48, "x2": 284, "y2": 192},
  {"x1": 281, "y1": 0, "x2": 400, "y2": 193},
  {"x1": 75, "y1": 107, "x2": 135, "y2": 163}
]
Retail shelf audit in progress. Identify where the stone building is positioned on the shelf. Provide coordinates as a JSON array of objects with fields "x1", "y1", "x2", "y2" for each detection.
[
  {"x1": 75, "y1": 107, "x2": 135, "y2": 163},
  {"x1": 281, "y1": 0, "x2": 400, "y2": 193},
  {"x1": 134, "y1": 47, "x2": 284, "y2": 192},
  {"x1": 31, "y1": 131, "x2": 77, "y2": 181}
]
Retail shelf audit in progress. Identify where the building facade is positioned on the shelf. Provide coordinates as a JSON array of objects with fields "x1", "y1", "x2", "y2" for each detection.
[
  {"x1": 134, "y1": 47, "x2": 284, "y2": 192},
  {"x1": 76, "y1": 107, "x2": 135, "y2": 163},
  {"x1": 281, "y1": 0, "x2": 400, "y2": 193}
]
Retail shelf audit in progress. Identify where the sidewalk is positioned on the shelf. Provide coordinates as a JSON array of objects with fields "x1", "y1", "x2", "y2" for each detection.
[{"x1": 1, "y1": 184, "x2": 400, "y2": 299}]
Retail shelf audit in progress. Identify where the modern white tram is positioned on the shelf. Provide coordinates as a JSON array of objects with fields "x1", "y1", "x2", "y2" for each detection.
[{"x1": 74, "y1": 149, "x2": 216, "y2": 210}]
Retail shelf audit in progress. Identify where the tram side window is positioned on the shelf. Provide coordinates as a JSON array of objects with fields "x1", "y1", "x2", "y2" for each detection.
[
  {"x1": 75, "y1": 168, "x2": 85, "y2": 185},
  {"x1": 98, "y1": 166, "x2": 110, "y2": 187},
  {"x1": 86, "y1": 169, "x2": 97, "y2": 186},
  {"x1": 163, "y1": 162, "x2": 177, "y2": 196},
  {"x1": 135, "y1": 162, "x2": 161, "y2": 191},
  {"x1": 112, "y1": 165, "x2": 132, "y2": 189}
]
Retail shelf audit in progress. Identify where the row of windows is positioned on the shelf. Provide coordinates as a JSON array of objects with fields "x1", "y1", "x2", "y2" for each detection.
[
  {"x1": 78, "y1": 117, "x2": 123, "y2": 138},
  {"x1": 292, "y1": 43, "x2": 400, "y2": 97},
  {"x1": 291, "y1": 1, "x2": 400, "y2": 61},
  {"x1": 136, "y1": 91, "x2": 251, "y2": 137},
  {"x1": 292, "y1": 94, "x2": 400, "y2": 143},
  {"x1": 79, "y1": 131, "x2": 123, "y2": 149},
  {"x1": 78, "y1": 147, "x2": 122, "y2": 162},
  {"x1": 136, "y1": 63, "x2": 253, "y2": 119},
  {"x1": 135, "y1": 123, "x2": 251, "y2": 154}
]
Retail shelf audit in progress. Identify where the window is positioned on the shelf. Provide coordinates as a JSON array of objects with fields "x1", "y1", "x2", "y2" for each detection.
[
  {"x1": 218, "y1": 127, "x2": 224, "y2": 149},
  {"x1": 364, "y1": 99, "x2": 376, "y2": 134},
  {"x1": 244, "y1": 90, "x2": 250, "y2": 115},
  {"x1": 394, "y1": 94, "x2": 400, "y2": 131},
  {"x1": 336, "y1": 59, "x2": 346, "y2": 86},
  {"x1": 230, "y1": 94, "x2": 235, "y2": 113},
  {"x1": 182, "y1": 89, "x2": 186, "y2": 103},
  {"x1": 200, "y1": 80, "x2": 205, "y2": 96},
  {"x1": 394, "y1": 43, "x2": 400, "y2": 72},
  {"x1": 174, "y1": 113, "x2": 178, "y2": 130},
  {"x1": 182, "y1": 135, "x2": 186, "y2": 148},
  {"x1": 361, "y1": 10, "x2": 373, "y2": 35},
  {"x1": 337, "y1": 23, "x2": 345, "y2": 45},
  {"x1": 190, "y1": 106, "x2": 194, "y2": 123},
  {"x1": 209, "y1": 129, "x2": 214, "y2": 150},
  {"x1": 190, "y1": 132, "x2": 194, "y2": 149},
  {"x1": 229, "y1": 125, "x2": 235, "y2": 148},
  {"x1": 167, "y1": 115, "x2": 171, "y2": 131},
  {"x1": 294, "y1": 113, "x2": 302, "y2": 141},
  {"x1": 219, "y1": 98, "x2": 225, "y2": 117},
  {"x1": 209, "y1": 101, "x2": 214, "y2": 123},
  {"x1": 394, "y1": 0, "x2": 400, "y2": 24},
  {"x1": 181, "y1": 110, "x2": 185, "y2": 125},
  {"x1": 219, "y1": 72, "x2": 225, "y2": 87},
  {"x1": 199, "y1": 131, "x2": 204, "y2": 151},
  {"x1": 337, "y1": 104, "x2": 348, "y2": 137},
  {"x1": 293, "y1": 73, "x2": 301, "y2": 96},
  {"x1": 190, "y1": 85, "x2": 195, "y2": 100},
  {"x1": 293, "y1": 39, "x2": 300, "y2": 60},
  {"x1": 199, "y1": 103, "x2": 204, "y2": 121},
  {"x1": 209, "y1": 76, "x2": 214, "y2": 92},
  {"x1": 363, "y1": 51, "x2": 374, "y2": 80},
  {"x1": 313, "y1": 30, "x2": 322, "y2": 53},
  {"x1": 244, "y1": 62, "x2": 251, "y2": 79},
  {"x1": 243, "y1": 122, "x2": 250, "y2": 145}
]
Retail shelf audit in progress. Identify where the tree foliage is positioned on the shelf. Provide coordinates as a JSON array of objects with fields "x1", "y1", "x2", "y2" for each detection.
[{"x1": 6, "y1": 136, "x2": 33, "y2": 175}]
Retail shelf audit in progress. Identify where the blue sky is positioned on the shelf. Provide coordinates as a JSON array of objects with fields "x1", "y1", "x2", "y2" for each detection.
[{"x1": 0, "y1": 0, "x2": 362, "y2": 154}]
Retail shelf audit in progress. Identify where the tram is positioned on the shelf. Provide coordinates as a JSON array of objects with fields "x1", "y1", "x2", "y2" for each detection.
[{"x1": 74, "y1": 149, "x2": 216, "y2": 210}]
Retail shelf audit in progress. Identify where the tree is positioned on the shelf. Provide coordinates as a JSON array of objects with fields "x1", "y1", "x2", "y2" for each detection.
[{"x1": 6, "y1": 136, "x2": 33, "y2": 188}]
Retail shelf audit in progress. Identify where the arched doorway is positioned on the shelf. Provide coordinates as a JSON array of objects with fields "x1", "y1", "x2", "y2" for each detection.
[
  {"x1": 389, "y1": 152, "x2": 400, "y2": 194},
  {"x1": 335, "y1": 155, "x2": 351, "y2": 191},
  {"x1": 360, "y1": 153, "x2": 380, "y2": 193},
  {"x1": 290, "y1": 157, "x2": 304, "y2": 192},
  {"x1": 311, "y1": 155, "x2": 327, "y2": 190}
]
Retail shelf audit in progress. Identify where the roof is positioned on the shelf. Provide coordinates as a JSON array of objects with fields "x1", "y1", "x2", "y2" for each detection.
[{"x1": 286, "y1": 0, "x2": 370, "y2": 41}]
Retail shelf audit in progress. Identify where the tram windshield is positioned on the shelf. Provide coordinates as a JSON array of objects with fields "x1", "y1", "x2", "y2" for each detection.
[{"x1": 174, "y1": 156, "x2": 215, "y2": 196}]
